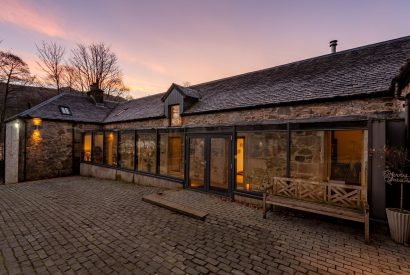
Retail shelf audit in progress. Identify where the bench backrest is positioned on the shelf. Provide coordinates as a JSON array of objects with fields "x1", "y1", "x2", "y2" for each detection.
[{"x1": 267, "y1": 177, "x2": 367, "y2": 210}]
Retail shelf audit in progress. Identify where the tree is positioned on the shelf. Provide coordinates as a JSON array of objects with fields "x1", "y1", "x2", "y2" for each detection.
[
  {"x1": 70, "y1": 42, "x2": 124, "y2": 97},
  {"x1": 36, "y1": 41, "x2": 65, "y2": 93},
  {"x1": 61, "y1": 65, "x2": 76, "y2": 92},
  {"x1": 0, "y1": 51, "x2": 33, "y2": 138}
]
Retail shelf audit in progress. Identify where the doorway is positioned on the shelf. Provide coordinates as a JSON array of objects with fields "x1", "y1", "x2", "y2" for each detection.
[{"x1": 187, "y1": 134, "x2": 232, "y2": 195}]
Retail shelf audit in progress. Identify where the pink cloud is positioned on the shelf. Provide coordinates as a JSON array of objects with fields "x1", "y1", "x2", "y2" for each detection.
[{"x1": 0, "y1": 0, "x2": 64, "y2": 37}]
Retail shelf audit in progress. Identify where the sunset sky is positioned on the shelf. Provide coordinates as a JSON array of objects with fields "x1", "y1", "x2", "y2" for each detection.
[{"x1": 1, "y1": 0, "x2": 409, "y2": 98}]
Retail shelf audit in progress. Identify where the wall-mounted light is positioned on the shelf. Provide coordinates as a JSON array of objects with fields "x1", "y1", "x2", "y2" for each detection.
[
  {"x1": 32, "y1": 118, "x2": 42, "y2": 130},
  {"x1": 14, "y1": 121, "x2": 19, "y2": 129}
]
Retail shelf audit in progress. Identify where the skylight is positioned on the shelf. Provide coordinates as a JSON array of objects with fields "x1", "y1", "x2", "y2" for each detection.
[{"x1": 59, "y1": 106, "x2": 72, "y2": 115}]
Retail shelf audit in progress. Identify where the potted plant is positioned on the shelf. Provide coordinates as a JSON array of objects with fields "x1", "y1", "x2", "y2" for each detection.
[{"x1": 382, "y1": 146, "x2": 410, "y2": 244}]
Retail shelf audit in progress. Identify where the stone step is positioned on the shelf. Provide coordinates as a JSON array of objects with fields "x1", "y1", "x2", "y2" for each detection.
[{"x1": 142, "y1": 193, "x2": 208, "y2": 220}]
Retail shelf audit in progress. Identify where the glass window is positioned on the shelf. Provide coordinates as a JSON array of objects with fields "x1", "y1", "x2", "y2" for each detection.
[
  {"x1": 291, "y1": 131, "x2": 326, "y2": 181},
  {"x1": 236, "y1": 131, "x2": 287, "y2": 192},
  {"x1": 92, "y1": 132, "x2": 104, "y2": 164},
  {"x1": 137, "y1": 133, "x2": 156, "y2": 173},
  {"x1": 104, "y1": 131, "x2": 117, "y2": 166},
  {"x1": 210, "y1": 137, "x2": 230, "y2": 191},
  {"x1": 159, "y1": 132, "x2": 184, "y2": 178},
  {"x1": 329, "y1": 130, "x2": 365, "y2": 185},
  {"x1": 169, "y1": 105, "x2": 182, "y2": 126},
  {"x1": 291, "y1": 130, "x2": 366, "y2": 185},
  {"x1": 189, "y1": 137, "x2": 205, "y2": 188},
  {"x1": 82, "y1": 133, "x2": 92, "y2": 162},
  {"x1": 118, "y1": 131, "x2": 135, "y2": 170}
]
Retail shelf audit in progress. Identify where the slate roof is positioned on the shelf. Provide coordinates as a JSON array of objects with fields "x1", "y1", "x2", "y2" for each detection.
[
  {"x1": 184, "y1": 35, "x2": 410, "y2": 114},
  {"x1": 14, "y1": 93, "x2": 118, "y2": 123},
  {"x1": 10, "y1": 36, "x2": 410, "y2": 124},
  {"x1": 161, "y1": 83, "x2": 201, "y2": 102},
  {"x1": 104, "y1": 93, "x2": 164, "y2": 123}
]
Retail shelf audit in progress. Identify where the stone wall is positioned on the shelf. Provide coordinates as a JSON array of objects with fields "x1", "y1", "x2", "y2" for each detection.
[
  {"x1": 24, "y1": 119, "x2": 101, "y2": 181},
  {"x1": 182, "y1": 97, "x2": 403, "y2": 126},
  {"x1": 103, "y1": 97, "x2": 402, "y2": 130},
  {"x1": 104, "y1": 118, "x2": 168, "y2": 130}
]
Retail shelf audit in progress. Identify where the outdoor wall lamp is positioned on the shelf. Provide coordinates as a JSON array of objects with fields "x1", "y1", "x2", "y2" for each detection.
[{"x1": 32, "y1": 118, "x2": 42, "y2": 130}]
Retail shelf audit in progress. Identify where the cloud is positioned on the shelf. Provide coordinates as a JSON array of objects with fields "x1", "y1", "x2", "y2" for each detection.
[{"x1": 0, "y1": 0, "x2": 64, "y2": 37}]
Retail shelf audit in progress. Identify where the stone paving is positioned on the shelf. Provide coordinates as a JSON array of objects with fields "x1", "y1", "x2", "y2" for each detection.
[{"x1": 0, "y1": 176, "x2": 409, "y2": 275}]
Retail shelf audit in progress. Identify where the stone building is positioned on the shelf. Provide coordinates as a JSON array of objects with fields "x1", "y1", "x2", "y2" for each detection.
[{"x1": 5, "y1": 36, "x2": 410, "y2": 221}]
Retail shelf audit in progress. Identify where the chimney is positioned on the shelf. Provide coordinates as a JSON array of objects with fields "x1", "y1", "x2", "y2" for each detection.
[
  {"x1": 330, "y1": 40, "x2": 338, "y2": 53},
  {"x1": 87, "y1": 83, "x2": 104, "y2": 104}
]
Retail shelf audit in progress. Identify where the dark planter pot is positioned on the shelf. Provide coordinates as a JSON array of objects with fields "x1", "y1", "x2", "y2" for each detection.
[{"x1": 386, "y1": 208, "x2": 410, "y2": 244}]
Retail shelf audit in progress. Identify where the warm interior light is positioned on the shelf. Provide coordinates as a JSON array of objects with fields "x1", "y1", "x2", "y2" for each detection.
[{"x1": 245, "y1": 183, "x2": 250, "y2": 191}]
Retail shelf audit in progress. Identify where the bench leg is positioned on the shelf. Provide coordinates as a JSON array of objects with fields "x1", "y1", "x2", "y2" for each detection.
[
  {"x1": 364, "y1": 210, "x2": 370, "y2": 244},
  {"x1": 263, "y1": 193, "x2": 267, "y2": 219}
]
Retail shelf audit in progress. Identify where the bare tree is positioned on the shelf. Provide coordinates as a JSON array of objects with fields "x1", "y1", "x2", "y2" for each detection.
[
  {"x1": 61, "y1": 65, "x2": 76, "y2": 92},
  {"x1": 36, "y1": 41, "x2": 65, "y2": 93},
  {"x1": 70, "y1": 42, "x2": 124, "y2": 96},
  {"x1": 0, "y1": 51, "x2": 33, "y2": 138}
]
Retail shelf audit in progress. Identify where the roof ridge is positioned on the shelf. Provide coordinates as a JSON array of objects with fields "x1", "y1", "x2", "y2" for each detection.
[{"x1": 190, "y1": 35, "x2": 410, "y2": 89}]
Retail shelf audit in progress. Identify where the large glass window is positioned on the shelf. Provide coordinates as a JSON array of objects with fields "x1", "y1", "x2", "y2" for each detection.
[
  {"x1": 236, "y1": 131, "x2": 287, "y2": 192},
  {"x1": 104, "y1": 131, "x2": 117, "y2": 166},
  {"x1": 236, "y1": 129, "x2": 367, "y2": 193},
  {"x1": 82, "y1": 133, "x2": 92, "y2": 162},
  {"x1": 137, "y1": 133, "x2": 156, "y2": 173},
  {"x1": 291, "y1": 131, "x2": 326, "y2": 181},
  {"x1": 159, "y1": 132, "x2": 184, "y2": 178},
  {"x1": 291, "y1": 130, "x2": 366, "y2": 185},
  {"x1": 329, "y1": 130, "x2": 365, "y2": 185},
  {"x1": 118, "y1": 131, "x2": 135, "y2": 170},
  {"x1": 92, "y1": 132, "x2": 104, "y2": 164}
]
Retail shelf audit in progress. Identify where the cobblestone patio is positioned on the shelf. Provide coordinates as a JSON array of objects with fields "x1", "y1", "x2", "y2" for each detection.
[{"x1": 0, "y1": 176, "x2": 409, "y2": 275}]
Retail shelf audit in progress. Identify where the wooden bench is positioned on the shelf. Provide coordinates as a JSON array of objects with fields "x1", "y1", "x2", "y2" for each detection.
[{"x1": 263, "y1": 177, "x2": 370, "y2": 242}]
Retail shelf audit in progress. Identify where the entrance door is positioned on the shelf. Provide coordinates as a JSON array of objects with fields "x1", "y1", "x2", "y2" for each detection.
[{"x1": 187, "y1": 135, "x2": 232, "y2": 194}]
